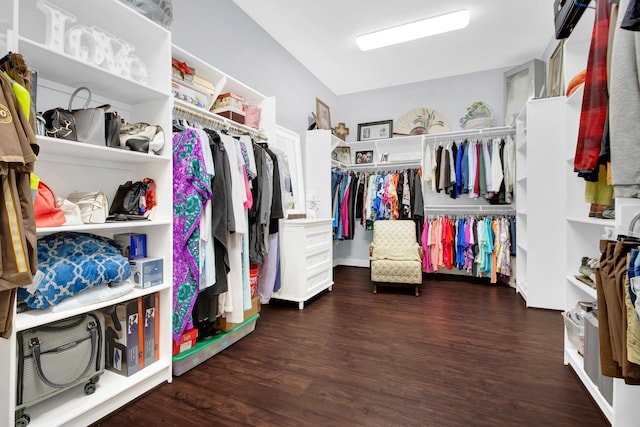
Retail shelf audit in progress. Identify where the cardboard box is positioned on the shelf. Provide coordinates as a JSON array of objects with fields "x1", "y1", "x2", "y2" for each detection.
[
  {"x1": 212, "y1": 107, "x2": 245, "y2": 125},
  {"x1": 142, "y1": 293, "x2": 159, "y2": 367},
  {"x1": 216, "y1": 296, "x2": 261, "y2": 332},
  {"x1": 130, "y1": 257, "x2": 164, "y2": 289},
  {"x1": 172, "y1": 327, "x2": 198, "y2": 356},
  {"x1": 113, "y1": 233, "x2": 147, "y2": 260},
  {"x1": 105, "y1": 299, "x2": 143, "y2": 377},
  {"x1": 213, "y1": 92, "x2": 243, "y2": 111}
]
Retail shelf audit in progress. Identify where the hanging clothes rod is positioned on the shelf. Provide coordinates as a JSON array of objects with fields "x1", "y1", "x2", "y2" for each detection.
[
  {"x1": 423, "y1": 126, "x2": 515, "y2": 144},
  {"x1": 424, "y1": 205, "x2": 515, "y2": 215},
  {"x1": 172, "y1": 99, "x2": 268, "y2": 141},
  {"x1": 344, "y1": 160, "x2": 422, "y2": 171}
]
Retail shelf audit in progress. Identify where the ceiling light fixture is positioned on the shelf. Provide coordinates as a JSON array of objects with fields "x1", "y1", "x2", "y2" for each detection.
[{"x1": 355, "y1": 9, "x2": 471, "y2": 51}]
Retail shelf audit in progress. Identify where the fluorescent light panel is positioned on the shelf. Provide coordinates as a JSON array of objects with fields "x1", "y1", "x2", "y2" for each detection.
[{"x1": 356, "y1": 9, "x2": 470, "y2": 51}]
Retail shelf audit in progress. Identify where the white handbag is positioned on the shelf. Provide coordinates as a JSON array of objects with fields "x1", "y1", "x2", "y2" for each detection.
[{"x1": 67, "y1": 192, "x2": 109, "y2": 224}]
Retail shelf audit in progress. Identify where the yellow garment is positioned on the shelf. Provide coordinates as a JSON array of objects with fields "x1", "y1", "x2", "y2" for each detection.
[
  {"x1": 585, "y1": 164, "x2": 614, "y2": 205},
  {"x1": 2, "y1": 71, "x2": 30, "y2": 121}
]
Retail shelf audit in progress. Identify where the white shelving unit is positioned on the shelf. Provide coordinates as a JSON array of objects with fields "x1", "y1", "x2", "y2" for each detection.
[
  {"x1": 0, "y1": 1, "x2": 173, "y2": 426},
  {"x1": 515, "y1": 97, "x2": 567, "y2": 310},
  {"x1": 168, "y1": 45, "x2": 276, "y2": 372},
  {"x1": 561, "y1": 8, "x2": 640, "y2": 426}
]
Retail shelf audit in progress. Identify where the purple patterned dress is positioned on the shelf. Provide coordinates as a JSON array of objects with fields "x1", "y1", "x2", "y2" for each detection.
[{"x1": 172, "y1": 129, "x2": 212, "y2": 342}]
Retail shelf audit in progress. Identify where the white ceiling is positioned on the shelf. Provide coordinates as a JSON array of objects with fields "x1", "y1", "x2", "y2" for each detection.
[{"x1": 232, "y1": 0, "x2": 557, "y2": 95}]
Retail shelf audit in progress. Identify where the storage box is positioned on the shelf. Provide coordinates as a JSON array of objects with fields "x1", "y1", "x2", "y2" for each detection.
[
  {"x1": 216, "y1": 296, "x2": 261, "y2": 332},
  {"x1": 172, "y1": 327, "x2": 198, "y2": 356},
  {"x1": 212, "y1": 107, "x2": 245, "y2": 125},
  {"x1": 171, "y1": 78, "x2": 215, "y2": 109},
  {"x1": 105, "y1": 299, "x2": 143, "y2": 377},
  {"x1": 563, "y1": 311, "x2": 584, "y2": 355},
  {"x1": 212, "y1": 92, "x2": 243, "y2": 111},
  {"x1": 129, "y1": 257, "x2": 164, "y2": 289},
  {"x1": 193, "y1": 74, "x2": 215, "y2": 92},
  {"x1": 142, "y1": 293, "x2": 159, "y2": 367},
  {"x1": 113, "y1": 233, "x2": 147, "y2": 260},
  {"x1": 584, "y1": 312, "x2": 613, "y2": 404}
]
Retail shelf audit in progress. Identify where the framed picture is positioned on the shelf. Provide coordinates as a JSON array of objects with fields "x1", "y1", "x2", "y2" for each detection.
[
  {"x1": 315, "y1": 98, "x2": 332, "y2": 130},
  {"x1": 379, "y1": 152, "x2": 389, "y2": 163},
  {"x1": 355, "y1": 150, "x2": 374, "y2": 164},
  {"x1": 333, "y1": 146, "x2": 351, "y2": 164},
  {"x1": 357, "y1": 120, "x2": 393, "y2": 141},
  {"x1": 548, "y1": 41, "x2": 564, "y2": 97},
  {"x1": 503, "y1": 59, "x2": 546, "y2": 126}
]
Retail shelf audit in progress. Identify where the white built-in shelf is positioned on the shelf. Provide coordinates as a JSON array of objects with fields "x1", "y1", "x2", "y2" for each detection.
[
  {"x1": 517, "y1": 242, "x2": 528, "y2": 252},
  {"x1": 566, "y1": 274, "x2": 597, "y2": 299},
  {"x1": 516, "y1": 210, "x2": 527, "y2": 216},
  {"x1": 517, "y1": 137, "x2": 527, "y2": 152},
  {"x1": 517, "y1": 176, "x2": 527, "y2": 184},
  {"x1": 348, "y1": 160, "x2": 421, "y2": 170},
  {"x1": 566, "y1": 216, "x2": 615, "y2": 227},
  {"x1": 23, "y1": 360, "x2": 171, "y2": 427},
  {"x1": 331, "y1": 159, "x2": 349, "y2": 169},
  {"x1": 36, "y1": 219, "x2": 172, "y2": 236},
  {"x1": 16, "y1": 283, "x2": 171, "y2": 331},
  {"x1": 564, "y1": 344, "x2": 613, "y2": 423},
  {"x1": 37, "y1": 136, "x2": 171, "y2": 164},
  {"x1": 566, "y1": 84, "x2": 585, "y2": 108},
  {"x1": 173, "y1": 98, "x2": 266, "y2": 139}
]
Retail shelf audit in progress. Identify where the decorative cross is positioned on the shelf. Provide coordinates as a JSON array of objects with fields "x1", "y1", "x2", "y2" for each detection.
[{"x1": 334, "y1": 122, "x2": 349, "y2": 141}]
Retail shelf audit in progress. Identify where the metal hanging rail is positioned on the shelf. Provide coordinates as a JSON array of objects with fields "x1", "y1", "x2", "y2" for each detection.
[
  {"x1": 423, "y1": 205, "x2": 516, "y2": 215},
  {"x1": 422, "y1": 126, "x2": 515, "y2": 144},
  {"x1": 172, "y1": 99, "x2": 268, "y2": 141}
]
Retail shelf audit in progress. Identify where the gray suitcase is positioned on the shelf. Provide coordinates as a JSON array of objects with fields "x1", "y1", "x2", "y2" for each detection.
[{"x1": 15, "y1": 311, "x2": 105, "y2": 427}]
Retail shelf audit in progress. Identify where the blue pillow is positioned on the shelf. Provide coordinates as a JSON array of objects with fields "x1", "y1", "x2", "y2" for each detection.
[{"x1": 18, "y1": 232, "x2": 131, "y2": 309}]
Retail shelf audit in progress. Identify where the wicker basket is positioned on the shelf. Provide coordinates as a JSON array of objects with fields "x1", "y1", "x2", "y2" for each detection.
[{"x1": 462, "y1": 103, "x2": 495, "y2": 130}]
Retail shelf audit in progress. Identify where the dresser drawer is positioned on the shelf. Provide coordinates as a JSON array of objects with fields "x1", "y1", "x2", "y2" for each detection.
[
  {"x1": 305, "y1": 227, "x2": 331, "y2": 248},
  {"x1": 306, "y1": 262, "x2": 332, "y2": 293},
  {"x1": 306, "y1": 247, "x2": 331, "y2": 270}
]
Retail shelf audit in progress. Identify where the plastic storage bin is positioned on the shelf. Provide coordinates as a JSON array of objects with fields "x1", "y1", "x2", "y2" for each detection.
[{"x1": 563, "y1": 311, "x2": 585, "y2": 355}]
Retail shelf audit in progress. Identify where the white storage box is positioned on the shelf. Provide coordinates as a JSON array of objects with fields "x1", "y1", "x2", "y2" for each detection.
[
  {"x1": 563, "y1": 311, "x2": 585, "y2": 355},
  {"x1": 129, "y1": 257, "x2": 164, "y2": 289}
]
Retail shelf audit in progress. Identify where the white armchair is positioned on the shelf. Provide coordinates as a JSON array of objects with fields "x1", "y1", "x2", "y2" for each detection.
[{"x1": 369, "y1": 220, "x2": 424, "y2": 296}]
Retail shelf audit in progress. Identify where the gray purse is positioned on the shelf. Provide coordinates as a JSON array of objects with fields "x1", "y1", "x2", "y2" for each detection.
[{"x1": 68, "y1": 87, "x2": 110, "y2": 146}]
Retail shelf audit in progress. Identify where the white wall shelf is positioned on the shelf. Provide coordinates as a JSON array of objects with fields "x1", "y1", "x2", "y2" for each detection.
[
  {"x1": 0, "y1": 1, "x2": 174, "y2": 426},
  {"x1": 566, "y1": 274, "x2": 597, "y2": 300}
]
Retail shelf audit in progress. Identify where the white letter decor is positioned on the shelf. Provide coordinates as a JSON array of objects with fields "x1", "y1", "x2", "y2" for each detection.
[{"x1": 36, "y1": 0, "x2": 148, "y2": 84}]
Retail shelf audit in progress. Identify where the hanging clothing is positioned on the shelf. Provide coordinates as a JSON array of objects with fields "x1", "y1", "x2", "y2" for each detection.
[
  {"x1": 574, "y1": 0, "x2": 611, "y2": 181},
  {"x1": 172, "y1": 128, "x2": 213, "y2": 342}
]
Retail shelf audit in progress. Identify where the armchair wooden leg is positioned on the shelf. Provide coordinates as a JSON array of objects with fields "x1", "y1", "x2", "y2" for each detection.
[{"x1": 373, "y1": 284, "x2": 377, "y2": 294}]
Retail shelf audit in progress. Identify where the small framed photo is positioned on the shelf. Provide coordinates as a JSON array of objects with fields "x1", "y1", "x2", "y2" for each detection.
[
  {"x1": 357, "y1": 120, "x2": 393, "y2": 141},
  {"x1": 547, "y1": 41, "x2": 564, "y2": 97},
  {"x1": 315, "y1": 97, "x2": 332, "y2": 130},
  {"x1": 355, "y1": 150, "x2": 374, "y2": 164},
  {"x1": 333, "y1": 146, "x2": 351, "y2": 164},
  {"x1": 503, "y1": 59, "x2": 545, "y2": 126},
  {"x1": 380, "y1": 152, "x2": 389, "y2": 163}
]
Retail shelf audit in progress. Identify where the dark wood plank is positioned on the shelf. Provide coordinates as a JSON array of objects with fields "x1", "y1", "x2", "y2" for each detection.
[{"x1": 93, "y1": 266, "x2": 609, "y2": 426}]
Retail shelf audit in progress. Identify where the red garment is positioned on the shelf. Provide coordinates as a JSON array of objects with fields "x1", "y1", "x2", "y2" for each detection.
[{"x1": 574, "y1": 0, "x2": 610, "y2": 180}]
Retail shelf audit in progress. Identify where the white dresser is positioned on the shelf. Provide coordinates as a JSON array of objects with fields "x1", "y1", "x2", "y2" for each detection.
[{"x1": 273, "y1": 218, "x2": 333, "y2": 309}]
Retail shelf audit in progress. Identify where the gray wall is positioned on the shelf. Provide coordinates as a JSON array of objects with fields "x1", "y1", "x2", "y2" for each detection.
[
  {"x1": 171, "y1": 0, "x2": 338, "y2": 138},
  {"x1": 172, "y1": 1, "x2": 512, "y2": 141}
]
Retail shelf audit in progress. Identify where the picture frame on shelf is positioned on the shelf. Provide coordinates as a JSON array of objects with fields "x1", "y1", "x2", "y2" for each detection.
[
  {"x1": 333, "y1": 146, "x2": 351, "y2": 164},
  {"x1": 503, "y1": 59, "x2": 545, "y2": 126},
  {"x1": 355, "y1": 150, "x2": 374, "y2": 164},
  {"x1": 548, "y1": 41, "x2": 564, "y2": 97},
  {"x1": 315, "y1": 97, "x2": 332, "y2": 130},
  {"x1": 380, "y1": 152, "x2": 389, "y2": 163},
  {"x1": 357, "y1": 120, "x2": 393, "y2": 141}
]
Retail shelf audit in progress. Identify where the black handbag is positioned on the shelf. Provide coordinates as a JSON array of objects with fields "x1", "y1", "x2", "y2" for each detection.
[
  {"x1": 42, "y1": 87, "x2": 111, "y2": 145},
  {"x1": 109, "y1": 180, "x2": 147, "y2": 216},
  {"x1": 105, "y1": 111, "x2": 122, "y2": 148}
]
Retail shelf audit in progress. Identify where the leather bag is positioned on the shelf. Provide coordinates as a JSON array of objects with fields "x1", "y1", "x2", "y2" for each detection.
[
  {"x1": 67, "y1": 191, "x2": 109, "y2": 224},
  {"x1": 43, "y1": 87, "x2": 111, "y2": 146}
]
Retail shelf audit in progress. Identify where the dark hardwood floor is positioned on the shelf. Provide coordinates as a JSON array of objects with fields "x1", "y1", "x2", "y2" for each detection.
[{"x1": 94, "y1": 266, "x2": 609, "y2": 427}]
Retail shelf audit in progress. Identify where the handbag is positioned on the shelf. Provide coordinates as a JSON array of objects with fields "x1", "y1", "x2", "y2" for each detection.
[
  {"x1": 105, "y1": 111, "x2": 122, "y2": 148},
  {"x1": 119, "y1": 121, "x2": 164, "y2": 154},
  {"x1": 16, "y1": 312, "x2": 105, "y2": 413},
  {"x1": 67, "y1": 191, "x2": 109, "y2": 224},
  {"x1": 109, "y1": 181, "x2": 147, "y2": 216},
  {"x1": 43, "y1": 87, "x2": 111, "y2": 145},
  {"x1": 33, "y1": 180, "x2": 66, "y2": 228}
]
